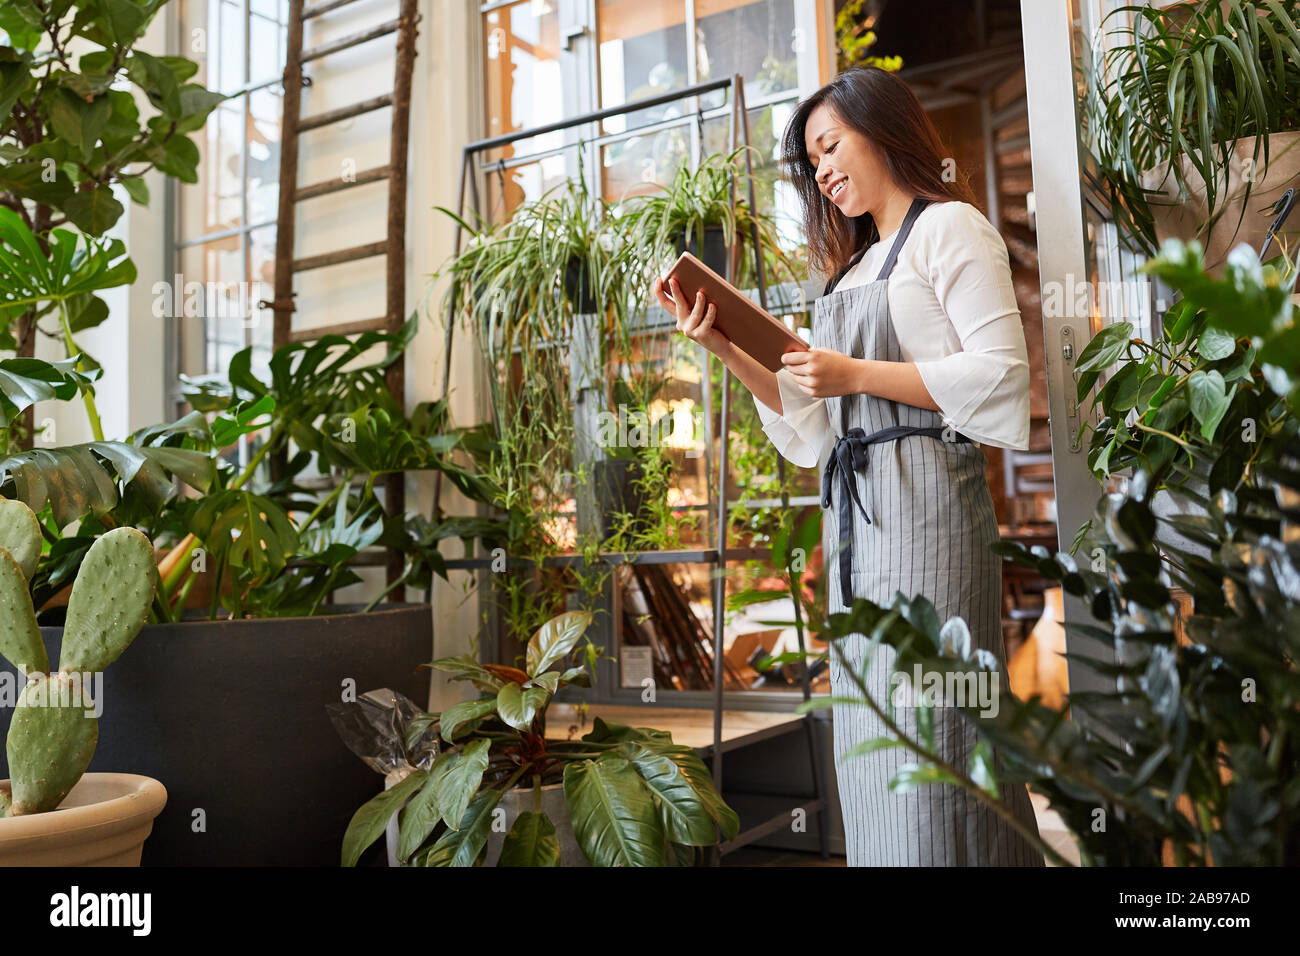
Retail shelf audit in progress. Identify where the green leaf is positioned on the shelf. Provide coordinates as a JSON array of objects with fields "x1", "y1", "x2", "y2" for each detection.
[
  {"x1": 1197, "y1": 326, "x2": 1237, "y2": 361},
  {"x1": 889, "y1": 763, "x2": 960, "y2": 792},
  {"x1": 1187, "y1": 369, "x2": 1232, "y2": 439},
  {"x1": 495, "y1": 682, "x2": 548, "y2": 732},
  {"x1": 435, "y1": 738, "x2": 491, "y2": 830},
  {"x1": 563, "y1": 756, "x2": 666, "y2": 866},
  {"x1": 412, "y1": 789, "x2": 501, "y2": 867},
  {"x1": 62, "y1": 185, "x2": 125, "y2": 236},
  {"x1": 498, "y1": 810, "x2": 561, "y2": 866},
  {"x1": 525, "y1": 609, "x2": 592, "y2": 677},
  {"x1": 340, "y1": 768, "x2": 427, "y2": 867},
  {"x1": 615, "y1": 741, "x2": 716, "y2": 845},
  {"x1": 438, "y1": 696, "x2": 498, "y2": 742},
  {"x1": 1075, "y1": 321, "x2": 1134, "y2": 374},
  {"x1": 396, "y1": 753, "x2": 455, "y2": 862}
]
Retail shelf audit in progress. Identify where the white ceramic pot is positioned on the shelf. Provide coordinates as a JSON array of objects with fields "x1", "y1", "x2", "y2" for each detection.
[
  {"x1": 1140, "y1": 131, "x2": 1300, "y2": 272},
  {"x1": 0, "y1": 773, "x2": 167, "y2": 867}
]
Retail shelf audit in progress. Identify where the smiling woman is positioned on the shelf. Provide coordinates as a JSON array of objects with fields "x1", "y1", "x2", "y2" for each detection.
[{"x1": 653, "y1": 66, "x2": 1042, "y2": 868}]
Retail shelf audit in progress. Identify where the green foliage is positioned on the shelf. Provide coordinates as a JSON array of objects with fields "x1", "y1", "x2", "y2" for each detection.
[
  {"x1": 835, "y1": 0, "x2": 904, "y2": 73},
  {"x1": 338, "y1": 610, "x2": 739, "y2": 866},
  {"x1": 1082, "y1": 238, "x2": 1298, "y2": 494},
  {"x1": 810, "y1": 440, "x2": 1300, "y2": 866},
  {"x1": 1084, "y1": 0, "x2": 1300, "y2": 256}
]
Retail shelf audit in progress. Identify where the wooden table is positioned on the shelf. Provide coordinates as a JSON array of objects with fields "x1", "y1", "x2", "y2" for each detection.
[{"x1": 546, "y1": 703, "x2": 808, "y2": 755}]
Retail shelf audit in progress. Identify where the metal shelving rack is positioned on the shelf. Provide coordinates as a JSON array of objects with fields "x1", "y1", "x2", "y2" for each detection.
[{"x1": 427, "y1": 75, "x2": 828, "y2": 859}]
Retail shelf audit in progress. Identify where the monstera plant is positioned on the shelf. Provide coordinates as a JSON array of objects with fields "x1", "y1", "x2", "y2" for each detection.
[{"x1": 339, "y1": 610, "x2": 739, "y2": 867}]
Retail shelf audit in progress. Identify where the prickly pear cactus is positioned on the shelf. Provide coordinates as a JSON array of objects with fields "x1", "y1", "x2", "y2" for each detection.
[
  {"x1": 0, "y1": 547, "x2": 48, "y2": 675},
  {"x1": 0, "y1": 499, "x2": 157, "y2": 818},
  {"x1": 59, "y1": 526, "x2": 156, "y2": 674},
  {"x1": 5, "y1": 674, "x2": 99, "y2": 815},
  {"x1": 0, "y1": 498, "x2": 41, "y2": 581}
]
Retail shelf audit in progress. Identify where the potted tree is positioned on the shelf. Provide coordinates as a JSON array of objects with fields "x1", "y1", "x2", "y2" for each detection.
[
  {"x1": 335, "y1": 610, "x2": 739, "y2": 866},
  {"x1": 0, "y1": 499, "x2": 166, "y2": 866},
  {"x1": 1085, "y1": 0, "x2": 1300, "y2": 269}
]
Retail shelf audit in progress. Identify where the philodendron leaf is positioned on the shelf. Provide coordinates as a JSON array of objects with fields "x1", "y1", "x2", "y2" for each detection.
[
  {"x1": 0, "y1": 546, "x2": 47, "y2": 674},
  {"x1": 563, "y1": 755, "x2": 665, "y2": 866},
  {"x1": 435, "y1": 738, "x2": 491, "y2": 830},
  {"x1": 396, "y1": 753, "x2": 455, "y2": 863},
  {"x1": 496, "y1": 682, "x2": 549, "y2": 732},
  {"x1": 0, "y1": 496, "x2": 41, "y2": 582},
  {"x1": 615, "y1": 741, "x2": 715, "y2": 846},
  {"x1": 1188, "y1": 369, "x2": 1232, "y2": 439},
  {"x1": 498, "y1": 810, "x2": 561, "y2": 866},
  {"x1": 525, "y1": 609, "x2": 592, "y2": 678},
  {"x1": 412, "y1": 789, "x2": 501, "y2": 867},
  {"x1": 6, "y1": 674, "x2": 98, "y2": 815},
  {"x1": 439, "y1": 697, "x2": 498, "y2": 743},
  {"x1": 340, "y1": 768, "x2": 428, "y2": 867}
]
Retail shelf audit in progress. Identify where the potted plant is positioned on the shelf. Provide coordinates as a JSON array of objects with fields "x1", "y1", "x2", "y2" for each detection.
[
  {"x1": 0, "y1": 318, "x2": 503, "y2": 865},
  {"x1": 0, "y1": 499, "x2": 166, "y2": 866},
  {"x1": 1085, "y1": 0, "x2": 1300, "y2": 268},
  {"x1": 336, "y1": 609, "x2": 739, "y2": 866}
]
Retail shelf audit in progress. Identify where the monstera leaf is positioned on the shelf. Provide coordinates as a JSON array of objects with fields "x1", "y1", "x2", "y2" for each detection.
[
  {"x1": 0, "y1": 439, "x2": 214, "y2": 527},
  {"x1": 0, "y1": 355, "x2": 99, "y2": 427},
  {"x1": 0, "y1": 207, "x2": 135, "y2": 322},
  {"x1": 189, "y1": 488, "x2": 299, "y2": 580}
]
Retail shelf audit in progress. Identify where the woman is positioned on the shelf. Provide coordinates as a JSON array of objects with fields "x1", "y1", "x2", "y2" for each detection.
[{"x1": 652, "y1": 67, "x2": 1044, "y2": 866}]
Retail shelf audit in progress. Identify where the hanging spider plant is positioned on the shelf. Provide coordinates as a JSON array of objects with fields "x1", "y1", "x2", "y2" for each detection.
[{"x1": 1084, "y1": 0, "x2": 1300, "y2": 258}]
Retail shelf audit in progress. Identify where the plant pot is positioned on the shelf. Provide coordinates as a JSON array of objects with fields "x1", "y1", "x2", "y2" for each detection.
[
  {"x1": 592, "y1": 455, "x2": 650, "y2": 540},
  {"x1": 564, "y1": 258, "x2": 599, "y2": 314},
  {"x1": 675, "y1": 225, "x2": 729, "y2": 277},
  {"x1": 0, "y1": 773, "x2": 167, "y2": 866},
  {"x1": 1140, "y1": 131, "x2": 1300, "y2": 272},
  {"x1": 0, "y1": 602, "x2": 432, "y2": 866}
]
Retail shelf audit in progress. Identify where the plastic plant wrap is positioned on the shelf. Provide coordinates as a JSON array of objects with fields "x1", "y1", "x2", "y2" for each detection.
[{"x1": 327, "y1": 688, "x2": 439, "y2": 776}]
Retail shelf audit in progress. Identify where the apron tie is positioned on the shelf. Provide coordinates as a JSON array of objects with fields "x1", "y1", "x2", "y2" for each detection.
[{"x1": 821, "y1": 424, "x2": 971, "y2": 604}]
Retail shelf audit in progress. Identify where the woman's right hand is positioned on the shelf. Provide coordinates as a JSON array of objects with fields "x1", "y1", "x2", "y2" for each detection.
[{"x1": 653, "y1": 276, "x2": 732, "y2": 356}]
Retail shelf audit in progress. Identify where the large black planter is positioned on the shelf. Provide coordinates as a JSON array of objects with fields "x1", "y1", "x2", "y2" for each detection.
[{"x1": 0, "y1": 602, "x2": 431, "y2": 866}]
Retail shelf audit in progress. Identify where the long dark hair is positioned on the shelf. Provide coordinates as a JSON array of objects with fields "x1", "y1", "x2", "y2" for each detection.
[{"x1": 781, "y1": 67, "x2": 979, "y2": 278}]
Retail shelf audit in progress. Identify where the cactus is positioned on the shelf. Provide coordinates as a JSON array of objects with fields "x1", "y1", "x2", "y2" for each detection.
[{"x1": 0, "y1": 498, "x2": 156, "y2": 817}]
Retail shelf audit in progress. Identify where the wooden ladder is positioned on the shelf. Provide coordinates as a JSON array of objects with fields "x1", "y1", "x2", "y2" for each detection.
[{"x1": 269, "y1": 0, "x2": 420, "y2": 599}]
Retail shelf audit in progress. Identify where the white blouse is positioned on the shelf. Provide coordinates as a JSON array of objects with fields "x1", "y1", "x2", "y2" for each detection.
[{"x1": 753, "y1": 200, "x2": 1031, "y2": 469}]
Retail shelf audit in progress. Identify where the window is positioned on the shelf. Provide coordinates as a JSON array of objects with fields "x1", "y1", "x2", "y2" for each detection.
[{"x1": 173, "y1": 0, "x2": 288, "y2": 416}]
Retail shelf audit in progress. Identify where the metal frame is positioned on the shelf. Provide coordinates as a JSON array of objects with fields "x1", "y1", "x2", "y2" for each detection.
[
  {"x1": 1020, "y1": 0, "x2": 1108, "y2": 697},
  {"x1": 431, "y1": 74, "x2": 828, "y2": 859}
]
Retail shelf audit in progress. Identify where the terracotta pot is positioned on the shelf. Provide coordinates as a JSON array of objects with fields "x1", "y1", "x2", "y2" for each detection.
[
  {"x1": 0, "y1": 773, "x2": 167, "y2": 867},
  {"x1": 1140, "y1": 131, "x2": 1300, "y2": 272}
]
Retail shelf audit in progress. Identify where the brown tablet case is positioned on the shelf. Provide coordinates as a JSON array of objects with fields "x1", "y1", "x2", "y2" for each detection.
[{"x1": 663, "y1": 251, "x2": 809, "y2": 373}]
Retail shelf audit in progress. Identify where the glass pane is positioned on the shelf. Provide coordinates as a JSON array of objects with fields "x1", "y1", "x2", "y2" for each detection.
[
  {"x1": 482, "y1": 2, "x2": 569, "y2": 175},
  {"x1": 248, "y1": 10, "x2": 286, "y2": 88},
  {"x1": 599, "y1": 122, "x2": 691, "y2": 203},
  {"x1": 246, "y1": 225, "x2": 277, "y2": 360},
  {"x1": 181, "y1": 98, "x2": 244, "y2": 238},
  {"x1": 216, "y1": 0, "x2": 246, "y2": 95},
  {"x1": 179, "y1": 235, "x2": 243, "y2": 380},
  {"x1": 246, "y1": 87, "x2": 283, "y2": 225},
  {"x1": 597, "y1": 0, "x2": 689, "y2": 134},
  {"x1": 483, "y1": 155, "x2": 570, "y2": 222},
  {"x1": 695, "y1": 0, "x2": 799, "y2": 98}
]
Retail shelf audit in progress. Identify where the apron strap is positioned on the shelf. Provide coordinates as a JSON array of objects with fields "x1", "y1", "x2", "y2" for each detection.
[{"x1": 874, "y1": 196, "x2": 932, "y2": 282}]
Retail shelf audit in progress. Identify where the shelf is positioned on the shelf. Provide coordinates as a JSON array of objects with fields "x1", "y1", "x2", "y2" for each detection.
[{"x1": 547, "y1": 702, "x2": 808, "y2": 755}]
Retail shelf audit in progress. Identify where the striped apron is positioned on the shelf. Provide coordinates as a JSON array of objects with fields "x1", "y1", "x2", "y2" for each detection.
[{"x1": 815, "y1": 197, "x2": 1044, "y2": 866}]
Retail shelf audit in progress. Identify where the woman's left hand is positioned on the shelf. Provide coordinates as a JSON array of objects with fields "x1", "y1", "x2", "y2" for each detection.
[{"x1": 780, "y1": 348, "x2": 865, "y2": 398}]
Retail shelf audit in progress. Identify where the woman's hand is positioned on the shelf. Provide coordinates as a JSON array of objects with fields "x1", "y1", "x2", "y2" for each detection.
[
  {"x1": 780, "y1": 348, "x2": 866, "y2": 398},
  {"x1": 653, "y1": 276, "x2": 732, "y2": 356}
]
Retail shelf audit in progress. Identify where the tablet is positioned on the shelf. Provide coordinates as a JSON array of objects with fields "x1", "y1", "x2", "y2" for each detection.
[{"x1": 663, "y1": 251, "x2": 809, "y2": 373}]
